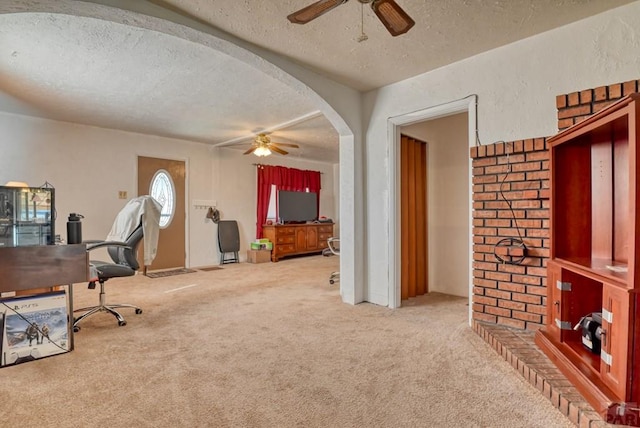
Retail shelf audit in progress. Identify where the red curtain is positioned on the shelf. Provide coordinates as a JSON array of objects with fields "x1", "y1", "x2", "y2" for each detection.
[
  {"x1": 255, "y1": 165, "x2": 322, "y2": 238},
  {"x1": 305, "y1": 170, "x2": 322, "y2": 217},
  {"x1": 256, "y1": 165, "x2": 276, "y2": 239}
]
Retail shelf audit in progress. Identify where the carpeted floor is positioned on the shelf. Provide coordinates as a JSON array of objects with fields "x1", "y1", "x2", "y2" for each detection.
[{"x1": 0, "y1": 256, "x2": 574, "y2": 427}]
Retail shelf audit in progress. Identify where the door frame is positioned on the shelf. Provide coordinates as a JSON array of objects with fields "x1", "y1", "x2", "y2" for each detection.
[
  {"x1": 135, "y1": 153, "x2": 190, "y2": 267},
  {"x1": 387, "y1": 96, "x2": 476, "y2": 324}
]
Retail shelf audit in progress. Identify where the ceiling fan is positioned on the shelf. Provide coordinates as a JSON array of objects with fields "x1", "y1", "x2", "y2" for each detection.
[
  {"x1": 287, "y1": 0, "x2": 415, "y2": 37},
  {"x1": 243, "y1": 133, "x2": 300, "y2": 157}
]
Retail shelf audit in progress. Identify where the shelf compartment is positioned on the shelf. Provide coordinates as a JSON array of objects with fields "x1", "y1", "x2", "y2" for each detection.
[{"x1": 551, "y1": 110, "x2": 632, "y2": 283}]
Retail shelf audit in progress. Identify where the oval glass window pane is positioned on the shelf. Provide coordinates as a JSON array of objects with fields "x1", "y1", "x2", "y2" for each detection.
[{"x1": 149, "y1": 170, "x2": 175, "y2": 228}]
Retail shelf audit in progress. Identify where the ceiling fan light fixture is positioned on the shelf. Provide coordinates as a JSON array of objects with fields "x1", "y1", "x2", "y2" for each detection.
[
  {"x1": 242, "y1": 133, "x2": 298, "y2": 157},
  {"x1": 371, "y1": 0, "x2": 415, "y2": 36},
  {"x1": 254, "y1": 145, "x2": 272, "y2": 157}
]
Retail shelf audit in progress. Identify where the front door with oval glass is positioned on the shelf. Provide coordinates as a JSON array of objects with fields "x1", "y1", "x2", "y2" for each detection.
[{"x1": 138, "y1": 156, "x2": 186, "y2": 271}]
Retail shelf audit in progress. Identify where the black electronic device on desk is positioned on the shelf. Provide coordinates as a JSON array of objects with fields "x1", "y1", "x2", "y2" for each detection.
[{"x1": 0, "y1": 185, "x2": 55, "y2": 247}]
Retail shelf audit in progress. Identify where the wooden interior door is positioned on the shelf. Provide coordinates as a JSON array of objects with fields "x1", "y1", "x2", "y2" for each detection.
[
  {"x1": 137, "y1": 156, "x2": 186, "y2": 271},
  {"x1": 401, "y1": 135, "x2": 428, "y2": 300}
]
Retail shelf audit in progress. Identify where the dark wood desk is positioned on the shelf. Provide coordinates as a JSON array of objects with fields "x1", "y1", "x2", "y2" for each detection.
[
  {"x1": 0, "y1": 244, "x2": 89, "y2": 350},
  {"x1": 0, "y1": 244, "x2": 88, "y2": 292}
]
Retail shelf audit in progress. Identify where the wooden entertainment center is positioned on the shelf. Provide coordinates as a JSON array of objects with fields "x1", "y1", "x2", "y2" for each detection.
[
  {"x1": 262, "y1": 223, "x2": 334, "y2": 262},
  {"x1": 535, "y1": 94, "x2": 640, "y2": 425}
]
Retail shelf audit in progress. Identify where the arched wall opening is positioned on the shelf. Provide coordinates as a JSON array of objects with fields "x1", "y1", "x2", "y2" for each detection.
[{"x1": 0, "y1": 0, "x2": 364, "y2": 304}]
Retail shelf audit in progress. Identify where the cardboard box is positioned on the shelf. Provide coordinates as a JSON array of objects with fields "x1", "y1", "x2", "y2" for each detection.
[
  {"x1": 0, "y1": 291, "x2": 71, "y2": 367},
  {"x1": 247, "y1": 249, "x2": 271, "y2": 263}
]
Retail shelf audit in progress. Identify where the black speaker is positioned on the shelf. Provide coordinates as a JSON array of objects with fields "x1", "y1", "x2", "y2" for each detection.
[{"x1": 575, "y1": 312, "x2": 603, "y2": 354}]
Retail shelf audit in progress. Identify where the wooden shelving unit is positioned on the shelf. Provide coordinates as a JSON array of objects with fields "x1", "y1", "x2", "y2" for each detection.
[{"x1": 535, "y1": 94, "x2": 640, "y2": 426}]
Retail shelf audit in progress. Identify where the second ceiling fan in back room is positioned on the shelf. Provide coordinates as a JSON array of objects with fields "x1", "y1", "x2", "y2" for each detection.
[
  {"x1": 243, "y1": 133, "x2": 300, "y2": 157},
  {"x1": 287, "y1": 0, "x2": 415, "y2": 37}
]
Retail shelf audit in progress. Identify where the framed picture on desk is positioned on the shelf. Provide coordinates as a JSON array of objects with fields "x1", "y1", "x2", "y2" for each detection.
[{"x1": 0, "y1": 291, "x2": 70, "y2": 367}]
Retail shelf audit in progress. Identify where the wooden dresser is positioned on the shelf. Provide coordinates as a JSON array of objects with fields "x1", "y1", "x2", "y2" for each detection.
[{"x1": 262, "y1": 223, "x2": 334, "y2": 262}]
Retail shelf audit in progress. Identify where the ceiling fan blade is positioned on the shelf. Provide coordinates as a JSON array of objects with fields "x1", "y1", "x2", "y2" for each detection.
[
  {"x1": 270, "y1": 146, "x2": 289, "y2": 155},
  {"x1": 271, "y1": 142, "x2": 300, "y2": 148},
  {"x1": 371, "y1": 0, "x2": 415, "y2": 36},
  {"x1": 243, "y1": 146, "x2": 257, "y2": 155},
  {"x1": 287, "y1": 0, "x2": 349, "y2": 24}
]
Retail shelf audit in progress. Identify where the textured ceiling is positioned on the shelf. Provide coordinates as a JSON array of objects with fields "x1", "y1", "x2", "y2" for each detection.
[
  {"x1": 151, "y1": 0, "x2": 636, "y2": 91},
  {"x1": 0, "y1": 8, "x2": 339, "y2": 162},
  {"x1": 0, "y1": 0, "x2": 635, "y2": 163}
]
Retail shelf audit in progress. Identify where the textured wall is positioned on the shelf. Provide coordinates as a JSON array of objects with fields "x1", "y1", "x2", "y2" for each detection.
[{"x1": 363, "y1": 2, "x2": 640, "y2": 307}]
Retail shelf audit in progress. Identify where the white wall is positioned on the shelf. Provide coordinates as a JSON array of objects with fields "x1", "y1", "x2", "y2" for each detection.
[
  {"x1": 363, "y1": 2, "x2": 640, "y2": 306},
  {"x1": 0, "y1": 112, "x2": 337, "y2": 267},
  {"x1": 403, "y1": 113, "x2": 469, "y2": 297}
]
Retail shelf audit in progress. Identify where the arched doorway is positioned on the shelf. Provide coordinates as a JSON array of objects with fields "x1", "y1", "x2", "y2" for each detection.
[{"x1": 0, "y1": 0, "x2": 364, "y2": 305}]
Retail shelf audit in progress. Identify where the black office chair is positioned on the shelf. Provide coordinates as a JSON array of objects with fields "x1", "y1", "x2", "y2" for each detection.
[{"x1": 73, "y1": 224, "x2": 144, "y2": 331}]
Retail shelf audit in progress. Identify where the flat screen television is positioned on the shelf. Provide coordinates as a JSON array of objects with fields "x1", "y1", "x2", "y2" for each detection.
[{"x1": 278, "y1": 190, "x2": 317, "y2": 223}]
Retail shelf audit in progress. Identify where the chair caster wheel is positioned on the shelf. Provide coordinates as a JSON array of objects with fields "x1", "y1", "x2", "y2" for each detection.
[
  {"x1": 135, "y1": 308, "x2": 142, "y2": 314},
  {"x1": 329, "y1": 280, "x2": 335, "y2": 284},
  {"x1": 118, "y1": 320, "x2": 127, "y2": 327},
  {"x1": 73, "y1": 325, "x2": 81, "y2": 333}
]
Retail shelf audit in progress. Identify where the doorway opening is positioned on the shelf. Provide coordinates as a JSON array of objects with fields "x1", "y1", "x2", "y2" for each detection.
[{"x1": 388, "y1": 96, "x2": 476, "y2": 325}]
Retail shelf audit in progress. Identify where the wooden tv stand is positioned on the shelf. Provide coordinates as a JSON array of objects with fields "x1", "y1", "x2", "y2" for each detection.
[{"x1": 262, "y1": 223, "x2": 334, "y2": 262}]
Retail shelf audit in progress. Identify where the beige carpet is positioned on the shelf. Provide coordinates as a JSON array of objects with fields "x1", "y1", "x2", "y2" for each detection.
[{"x1": 0, "y1": 256, "x2": 573, "y2": 428}]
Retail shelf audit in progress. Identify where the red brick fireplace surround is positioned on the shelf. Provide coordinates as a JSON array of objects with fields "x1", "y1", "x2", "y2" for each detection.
[
  {"x1": 471, "y1": 78, "x2": 640, "y2": 426},
  {"x1": 471, "y1": 79, "x2": 640, "y2": 330}
]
